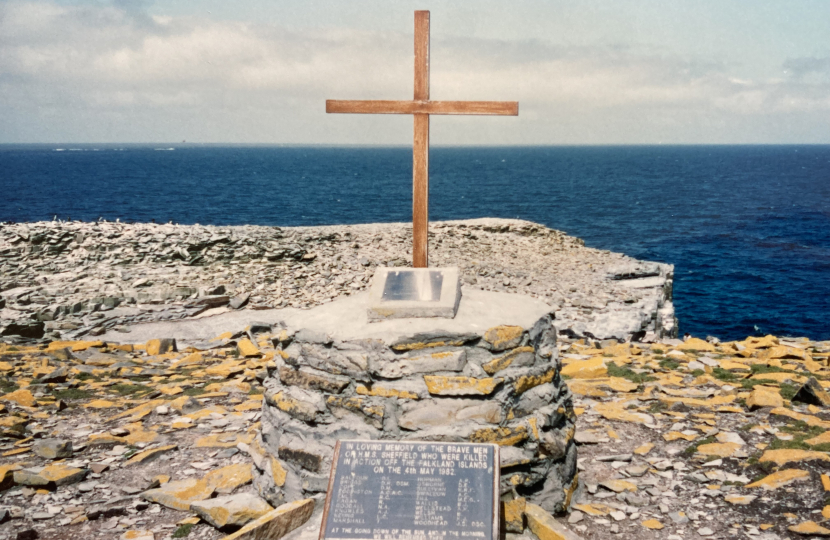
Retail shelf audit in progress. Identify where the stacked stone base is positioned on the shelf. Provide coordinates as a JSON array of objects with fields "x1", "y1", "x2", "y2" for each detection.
[{"x1": 251, "y1": 314, "x2": 578, "y2": 515}]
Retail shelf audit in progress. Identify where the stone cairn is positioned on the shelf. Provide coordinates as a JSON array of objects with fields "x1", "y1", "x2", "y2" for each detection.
[{"x1": 249, "y1": 313, "x2": 578, "y2": 516}]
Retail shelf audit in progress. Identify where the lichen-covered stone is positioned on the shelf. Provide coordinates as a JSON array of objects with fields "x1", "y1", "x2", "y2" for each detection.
[
  {"x1": 237, "y1": 338, "x2": 261, "y2": 358},
  {"x1": 0, "y1": 464, "x2": 21, "y2": 490},
  {"x1": 390, "y1": 332, "x2": 478, "y2": 351},
  {"x1": 33, "y1": 438, "x2": 72, "y2": 459},
  {"x1": 145, "y1": 338, "x2": 176, "y2": 356},
  {"x1": 294, "y1": 344, "x2": 370, "y2": 381},
  {"x1": 746, "y1": 387, "x2": 784, "y2": 410},
  {"x1": 264, "y1": 388, "x2": 324, "y2": 423},
  {"x1": 326, "y1": 395, "x2": 384, "y2": 428},
  {"x1": 14, "y1": 463, "x2": 87, "y2": 488},
  {"x1": 126, "y1": 444, "x2": 178, "y2": 465},
  {"x1": 279, "y1": 366, "x2": 350, "y2": 394},
  {"x1": 1, "y1": 388, "x2": 35, "y2": 408},
  {"x1": 373, "y1": 350, "x2": 466, "y2": 379},
  {"x1": 398, "y1": 400, "x2": 501, "y2": 431},
  {"x1": 355, "y1": 380, "x2": 425, "y2": 400},
  {"x1": 746, "y1": 469, "x2": 810, "y2": 490},
  {"x1": 759, "y1": 449, "x2": 830, "y2": 467},
  {"x1": 482, "y1": 347, "x2": 535, "y2": 375},
  {"x1": 141, "y1": 463, "x2": 252, "y2": 511},
  {"x1": 191, "y1": 493, "x2": 273, "y2": 530},
  {"x1": 470, "y1": 425, "x2": 528, "y2": 446},
  {"x1": 141, "y1": 478, "x2": 214, "y2": 511},
  {"x1": 424, "y1": 375, "x2": 502, "y2": 396},
  {"x1": 503, "y1": 497, "x2": 526, "y2": 533},
  {"x1": 513, "y1": 365, "x2": 557, "y2": 394},
  {"x1": 789, "y1": 521, "x2": 830, "y2": 536},
  {"x1": 525, "y1": 503, "x2": 581, "y2": 540},
  {"x1": 220, "y1": 498, "x2": 315, "y2": 540},
  {"x1": 561, "y1": 357, "x2": 607, "y2": 379},
  {"x1": 483, "y1": 325, "x2": 524, "y2": 351}
]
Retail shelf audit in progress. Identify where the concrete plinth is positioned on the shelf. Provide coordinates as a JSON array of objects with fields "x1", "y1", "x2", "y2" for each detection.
[{"x1": 366, "y1": 267, "x2": 461, "y2": 321}]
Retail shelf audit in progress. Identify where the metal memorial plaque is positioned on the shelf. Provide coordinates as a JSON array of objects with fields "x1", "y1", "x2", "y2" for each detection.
[
  {"x1": 381, "y1": 270, "x2": 444, "y2": 302},
  {"x1": 367, "y1": 268, "x2": 462, "y2": 320},
  {"x1": 320, "y1": 440, "x2": 499, "y2": 540}
]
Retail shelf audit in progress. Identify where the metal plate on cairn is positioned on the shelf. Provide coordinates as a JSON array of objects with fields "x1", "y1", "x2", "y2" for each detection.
[
  {"x1": 320, "y1": 440, "x2": 499, "y2": 540},
  {"x1": 367, "y1": 267, "x2": 461, "y2": 320}
]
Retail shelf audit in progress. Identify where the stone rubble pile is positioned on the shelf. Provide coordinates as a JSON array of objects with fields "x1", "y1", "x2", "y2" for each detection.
[
  {"x1": 0, "y1": 218, "x2": 676, "y2": 344},
  {"x1": 251, "y1": 317, "x2": 578, "y2": 516}
]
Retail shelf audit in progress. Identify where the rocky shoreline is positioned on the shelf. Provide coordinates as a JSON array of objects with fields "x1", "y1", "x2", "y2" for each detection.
[{"x1": 0, "y1": 218, "x2": 676, "y2": 345}]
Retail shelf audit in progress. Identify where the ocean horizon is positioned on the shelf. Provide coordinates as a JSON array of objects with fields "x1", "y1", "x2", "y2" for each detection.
[{"x1": 2, "y1": 143, "x2": 829, "y2": 342}]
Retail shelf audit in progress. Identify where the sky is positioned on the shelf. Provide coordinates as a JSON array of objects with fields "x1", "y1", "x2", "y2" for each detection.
[{"x1": 1, "y1": 0, "x2": 829, "y2": 145}]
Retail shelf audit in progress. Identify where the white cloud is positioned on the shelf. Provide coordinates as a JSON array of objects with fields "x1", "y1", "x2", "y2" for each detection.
[{"x1": 1, "y1": 0, "x2": 828, "y2": 143}]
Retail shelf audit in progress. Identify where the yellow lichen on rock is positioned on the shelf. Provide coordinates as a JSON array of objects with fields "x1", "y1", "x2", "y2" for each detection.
[
  {"x1": 424, "y1": 375, "x2": 501, "y2": 396},
  {"x1": 195, "y1": 432, "x2": 255, "y2": 448},
  {"x1": 525, "y1": 503, "x2": 579, "y2": 540},
  {"x1": 561, "y1": 357, "x2": 607, "y2": 379},
  {"x1": 676, "y1": 338, "x2": 715, "y2": 352},
  {"x1": 83, "y1": 399, "x2": 117, "y2": 409},
  {"x1": 266, "y1": 392, "x2": 320, "y2": 422},
  {"x1": 572, "y1": 503, "x2": 611, "y2": 516},
  {"x1": 788, "y1": 521, "x2": 830, "y2": 536},
  {"x1": 746, "y1": 469, "x2": 810, "y2": 490},
  {"x1": 759, "y1": 449, "x2": 830, "y2": 467},
  {"x1": 355, "y1": 385, "x2": 419, "y2": 400},
  {"x1": 270, "y1": 457, "x2": 287, "y2": 487},
  {"x1": 469, "y1": 425, "x2": 528, "y2": 446},
  {"x1": 236, "y1": 339, "x2": 261, "y2": 358},
  {"x1": 594, "y1": 402, "x2": 653, "y2": 425},
  {"x1": 171, "y1": 352, "x2": 204, "y2": 369},
  {"x1": 696, "y1": 442, "x2": 741, "y2": 458},
  {"x1": 503, "y1": 497, "x2": 526, "y2": 532},
  {"x1": 514, "y1": 366, "x2": 557, "y2": 394},
  {"x1": 483, "y1": 325, "x2": 524, "y2": 350},
  {"x1": 482, "y1": 346, "x2": 534, "y2": 375},
  {"x1": 220, "y1": 498, "x2": 315, "y2": 540},
  {"x1": 599, "y1": 479, "x2": 638, "y2": 493},
  {"x1": 746, "y1": 387, "x2": 784, "y2": 410},
  {"x1": 634, "y1": 443, "x2": 654, "y2": 455},
  {"x1": 770, "y1": 407, "x2": 830, "y2": 429},
  {"x1": 1, "y1": 388, "x2": 35, "y2": 408},
  {"x1": 127, "y1": 444, "x2": 178, "y2": 465}
]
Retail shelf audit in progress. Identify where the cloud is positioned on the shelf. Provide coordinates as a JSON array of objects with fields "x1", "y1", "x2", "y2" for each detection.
[{"x1": 1, "y1": 0, "x2": 828, "y2": 143}]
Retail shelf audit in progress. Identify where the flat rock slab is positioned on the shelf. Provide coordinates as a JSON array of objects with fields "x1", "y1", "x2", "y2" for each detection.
[
  {"x1": 222, "y1": 498, "x2": 316, "y2": 540},
  {"x1": 14, "y1": 464, "x2": 87, "y2": 488},
  {"x1": 100, "y1": 288, "x2": 552, "y2": 346},
  {"x1": 191, "y1": 492, "x2": 273, "y2": 530}
]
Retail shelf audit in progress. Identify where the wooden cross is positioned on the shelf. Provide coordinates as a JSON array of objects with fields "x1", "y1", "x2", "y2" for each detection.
[{"x1": 326, "y1": 10, "x2": 518, "y2": 268}]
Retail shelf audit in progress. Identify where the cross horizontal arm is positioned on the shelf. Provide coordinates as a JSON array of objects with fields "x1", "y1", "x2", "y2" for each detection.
[{"x1": 326, "y1": 100, "x2": 518, "y2": 116}]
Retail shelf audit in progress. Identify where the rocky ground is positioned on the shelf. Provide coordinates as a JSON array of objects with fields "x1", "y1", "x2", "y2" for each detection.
[
  {"x1": 0, "y1": 218, "x2": 675, "y2": 344},
  {"x1": 3, "y1": 218, "x2": 825, "y2": 540},
  {"x1": 565, "y1": 335, "x2": 830, "y2": 540},
  {"x1": 0, "y1": 330, "x2": 829, "y2": 539}
]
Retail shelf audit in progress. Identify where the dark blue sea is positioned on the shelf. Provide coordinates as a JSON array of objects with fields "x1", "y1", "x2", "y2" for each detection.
[{"x1": 1, "y1": 144, "x2": 829, "y2": 342}]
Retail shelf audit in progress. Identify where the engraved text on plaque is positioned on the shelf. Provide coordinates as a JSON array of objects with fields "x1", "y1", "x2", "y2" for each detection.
[{"x1": 320, "y1": 440, "x2": 499, "y2": 540}]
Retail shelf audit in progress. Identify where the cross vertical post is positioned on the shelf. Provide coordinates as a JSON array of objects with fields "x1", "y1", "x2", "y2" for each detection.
[
  {"x1": 326, "y1": 11, "x2": 518, "y2": 268},
  {"x1": 413, "y1": 10, "x2": 430, "y2": 268}
]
